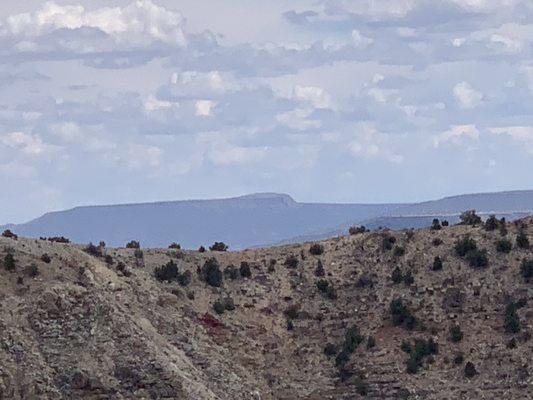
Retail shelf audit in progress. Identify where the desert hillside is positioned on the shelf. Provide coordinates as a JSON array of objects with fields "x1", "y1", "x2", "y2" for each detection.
[{"x1": 0, "y1": 215, "x2": 532, "y2": 399}]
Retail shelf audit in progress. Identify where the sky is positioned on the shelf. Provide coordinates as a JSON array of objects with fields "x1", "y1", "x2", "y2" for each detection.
[{"x1": 2, "y1": 0, "x2": 533, "y2": 224}]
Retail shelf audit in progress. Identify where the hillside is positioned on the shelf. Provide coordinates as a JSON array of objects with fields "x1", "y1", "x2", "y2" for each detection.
[
  {"x1": 4, "y1": 190, "x2": 533, "y2": 250},
  {"x1": 0, "y1": 193, "x2": 401, "y2": 250},
  {"x1": 0, "y1": 217, "x2": 532, "y2": 399}
]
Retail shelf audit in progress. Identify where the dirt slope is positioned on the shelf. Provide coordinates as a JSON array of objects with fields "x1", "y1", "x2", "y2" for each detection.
[{"x1": 0, "y1": 218, "x2": 532, "y2": 399}]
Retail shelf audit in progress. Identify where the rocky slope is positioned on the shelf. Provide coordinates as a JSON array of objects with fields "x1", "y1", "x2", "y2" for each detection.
[{"x1": 0, "y1": 217, "x2": 532, "y2": 399}]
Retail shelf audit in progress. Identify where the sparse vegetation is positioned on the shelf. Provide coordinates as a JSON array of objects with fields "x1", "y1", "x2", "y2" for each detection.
[
  {"x1": 213, "y1": 300, "x2": 225, "y2": 315},
  {"x1": 84, "y1": 243, "x2": 102, "y2": 257},
  {"x1": 431, "y1": 219, "x2": 442, "y2": 230},
  {"x1": 393, "y1": 246, "x2": 405, "y2": 257},
  {"x1": 198, "y1": 246, "x2": 206, "y2": 253},
  {"x1": 402, "y1": 338, "x2": 438, "y2": 374},
  {"x1": 460, "y1": 210, "x2": 482, "y2": 226},
  {"x1": 26, "y1": 263, "x2": 39, "y2": 277},
  {"x1": 349, "y1": 226, "x2": 367, "y2": 235},
  {"x1": 41, "y1": 253, "x2": 52, "y2": 263},
  {"x1": 154, "y1": 260, "x2": 180, "y2": 282},
  {"x1": 504, "y1": 300, "x2": 525, "y2": 334},
  {"x1": 168, "y1": 242, "x2": 181, "y2": 250},
  {"x1": 464, "y1": 361, "x2": 477, "y2": 378},
  {"x1": 2, "y1": 230, "x2": 17, "y2": 239},
  {"x1": 465, "y1": 248, "x2": 488, "y2": 268},
  {"x1": 224, "y1": 265, "x2": 239, "y2": 280},
  {"x1": 314, "y1": 260, "x2": 325, "y2": 277},
  {"x1": 381, "y1": 234, "x2": 396, "y2": 251},
  {"x1": 125, "y1": 240, "x2": 140, "y2": 249},
  {"x1": 209, "y1": 242, "x2": 228, "y2": 252},
  {"x1": 484, "y1": 215, "x2": 499, "y2": 231}
]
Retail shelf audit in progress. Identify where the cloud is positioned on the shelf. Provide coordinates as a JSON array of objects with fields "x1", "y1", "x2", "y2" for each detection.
[
  {"x1": 433, "y1": 124, "x2": 480, "y2": 147},
  {"x1": 195, "y1": 100, "x2": 216, "y2": 117},
  {"x1": 453, "y1": 82, "x2": 483, "y2": 108},
  {"x1": 489, "y1": 126, "x2": 533, "y2": 153},
  {"x1": 1, "y1": 131, "x2": 59, "y2": 155},
  {"x1": 293, "y1": 85, "x2": 333, "y2": 109}
]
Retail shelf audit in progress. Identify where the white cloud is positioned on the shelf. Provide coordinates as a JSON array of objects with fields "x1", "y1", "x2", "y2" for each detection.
[
  {"x1": 144, "y1": 95, "x2": 174, "y2": 112},
  {"x1": 276, "y1": 108, "x2": 321, "y2": 130},
  {"x1": 293, "y1": 85, "x2": 332, "y2": 109},
  {"x1": 351, "y1": 30, "x2": 373, "y2": 47},
  {"x1": 0, "y1": 161, "x2": 36, "y2": 179},
  {"x1": 489, "y1": 126, "x2": 533, "y2": 153},
  {"x1": 1, "y1": 131, "x2": 58, "y2": 155},
  {"x1": 433, "y1": 125, "x2": 480, "y2": 147},
  {"x1": 208, "y1": 145, "x2": 267, "y2": 166},
  {"x1": 453, "y1": 82, "x2": 483, "y2": 108},
  {"x1": 126, "y1": 143, "x2": 163, "y2": 169},
  {"x1": 3, "y1": 1, "x2": 187, "y2": 46},
  {"x1": 195, "y1": 100, "x2": 216, "y2": 117}
]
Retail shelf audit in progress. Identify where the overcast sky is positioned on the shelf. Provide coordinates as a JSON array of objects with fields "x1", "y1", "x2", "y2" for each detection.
[{"x1": 2, "y1": 0, "x2": 533, "y2": 223}]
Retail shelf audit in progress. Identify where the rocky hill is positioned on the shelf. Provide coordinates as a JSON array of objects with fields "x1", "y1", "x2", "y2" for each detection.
[{"x1": 0, "y1": 216, "x2": 532, "y2": 399}]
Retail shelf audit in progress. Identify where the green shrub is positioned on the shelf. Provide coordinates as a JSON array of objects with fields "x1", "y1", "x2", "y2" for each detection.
[
  {"x1": 209, "y1": 242, "x2": 228, "y2": 252},
  {"x1": 3, "y1": 252, "x2": 15, "y2": 271},
  {"x1": 432, "y1": 256, "x2": 443, "y2": 271},
  {"x1": 504, "y1": 302, "x2": 521, "y2": 333},
  {"x1": 403, "y1": 270, "x2": 414, "y2": 285},
  {"x1": 154, "y1": 260, "x2": 180, "y2": 282},
  {"x1": 26, "y1": 263, "x2": 39, "y2": 277},
  {"x1": 324, "y1": 343, "x2": 337, "y2": 357},
  {"x1": 178, "y1": 270, "x2": 192, "y2": 286},
  {"x1": 84, "y1": 243, "x2": 102, "y2": 257},
  {"x1": 222, "y1": 297, "x2": 235, "y2": 311},
  {"x1": 389, "y1": 299, "x2": 417, "y2": 330},
  {"x1": 284, "y1": 305, "x2": 299, "y2": 320},
  {"x1": 441, "y1": 220, "x2": 449, "y2": 227},
  {"x1": 224, "y1": 265, "x2": 239, "y2": 280},
  {"x1": 516, "y1": 231, "x2": 530, "y2": 249},
  {"x1": 366, "y1": 335, "x2": 376, "y2": 349},
  {"x1": 431, "y1": 219, "x2": 442, "y2": 230},
  {"x1": 354, "y1": 377, "x2": 369, "y2": 396},
  {"x1": 454, "y1": 353, "x2": 464, "y2": 365},
  {"x1": 125, "y1": 240, "x2": 140, "y2": 249},
  {"x1": 495, "y1": 238, "x2": 512, "y2": 253},
  {"x1": 391, "y1": 266, "x2": 403, "y2": 283},
  {"x1": 2, "y1": 230, "x2": 17, "y2": 239},
  {"x1": 520, "y1": 259, "x2": 533, "y2": 282},
  {"x1": 449, "y1": 325, "x2": 463, "y2": 342},
  {"x1": 202, "y1": 258, "x2": 223, "y2": 287},
  {"x1": 455, "y1": 236, "x2": 477, "y2": 257},
  {"x1": 168, "y1": 242, "x2": 181, "y2": 250},
  {"x1": 40, "y1": 253, "x2": 52, "y2": 263},
  {"x1": 239, "y1": 261, "x2": 252, "y2": 278},
  {"x1": 309, "y1": 243, "x2": 324, "y2": 255},
  {"x1": 460, "y1": 210, "x2": 481, "y2": 225},
  {"x1": 464, "y1": 362, "x2": 477, "y2": 378},
  {"x1": 213, "y1": 300, "x2": 225, "y2": 315},
  {"x1": 284, "y1": 255, "x2": 299, "y2": 269},
  {"x1": 465, "y1": 248, "x2": 488, "y2": 268},
  {"x1": 134, "y1": 249, "x2": 144, "y2": 259},
  {"x1": 349, "y1": 226, "x2": 367, "y2": 235},
  {"x1": 198, "y1": 246, "x2": 206, "y2": 253},
  {"x1": 393, "y1": 246, "x2": 406, "y2": 257},
  {"x1": 484, "y1": 215, "x2": 499, "y2": 231},
  {"x1": 314, "y1": 260, "x2": 325, "y2": 277},
  {"x1": 316, "y1": 279, "x2": 329, "y2": 292},
  {"x1": 104, "y1": 254, "x2": 113, "y2": 265},
  {"x1": 382, "y1": 235, "x2": 396, "y2": 251}
]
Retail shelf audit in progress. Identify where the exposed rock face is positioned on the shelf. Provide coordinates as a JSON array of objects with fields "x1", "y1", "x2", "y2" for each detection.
[{"x1": 0, "y1": 218, "x2": 532, "y2": 399}]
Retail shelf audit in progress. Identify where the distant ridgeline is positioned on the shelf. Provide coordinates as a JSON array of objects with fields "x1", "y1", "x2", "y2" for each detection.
[{"x1": 2, "y1": 190, "x2": 533, "y2": 249}]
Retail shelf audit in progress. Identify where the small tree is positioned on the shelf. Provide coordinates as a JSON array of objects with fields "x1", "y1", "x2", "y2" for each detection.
[
  {"x1": 224, "y1": 265, "x2": 239, "y2": 280},
  {"x1": 495, "y1": 238, "x2": 512, "y2": 253},
  {"x1": 168, "y1": 242, "x2": 181, "y2": 250},
  {"x1": 26, "y1": 263, "x2": 39, "y2": 277},
  {"x1": 393, "y1": 246, "x2": 406, "y2": 257},
  {"x1": 455, "y1": 236, "x2": 477, "y2": 257},
  {"x1": 84, "y1": 243, "x2": 102, "y2": 257},
  {"x1": 202, "y1": 258, "x2": 223, "y2": 287},
  {"x1": 391, "y1": 266, "x2": 403, "y2": 283},
  {"x1": 460, "y1": 210, "x2": 482, "y2": 226},
  {"x1": 465, "y1": 249, "x2": 488, "y2": 268},
  {"x1": 382, "y1": 235, "x2": 396, "y2": 251},
  {"x1": 309, "y1": 243, "x2": 324, "y2": 255},
  {"x1": 504, "y1": 302, "x2": 521, "y2": 334},
  {"x1": 516, "y1": 231, "x2": 530, "y2": 249},
  {"x1": 432, "y1": 256, "x2": 443, "y2": 271},
  {"x1": 431, "y1": 219, "x2": 441, "y2": 230},
  {"x1": 520, "y1": 259, "x2": 533, "y2": 282},
  {"x1": 239, "y1": 261, "x2": 252, "y2": 278},
  {"x1": 464, "y1": 362, "x2": 477, "y2": 378},
  {"x1": 284, "y1": 255, "x2": 299, "y2": 269},
  {"x1": 40, "y1": 253, "x2": 52, "y2": 263},
  {"x1": 213, "y1": 300, "x2": 225, "y2": 315},
  {"x1": 389, "y1": 299, "x2": 417, "y2": 330},
  {"x1": 198, "y1": 246, "x2": 206, "y2": 253},
  {"x1": 4, "y1": 253, "x2": 15, "y2": 271},
  {"x1": 314, "y1": 260, "x2": 325, "y2": 277},
  {"x1": 2, "y1": 230, "x2": 17, "y2": 239},
  {"x1": 484, "y1": 215, "x2": 499, "y2": 231},
  {"x1": 154, "y1": 260, "x2": 180, "y2": 282},
  {"x1": 349, "y1": 226, "x2": 366, "y2": 235},
  {"x1": 209, "y1": 242, "x2": 228, "y2": 252},
  {"x1": 126, "y1": 240, "x2": 140, "y2": 249},
  {"x1": 449, "y1": 325, "x2": 463, "y2": 342},
  {"x1": 178, "y1": 270, "x2": 192, "y2": 286}
]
